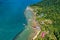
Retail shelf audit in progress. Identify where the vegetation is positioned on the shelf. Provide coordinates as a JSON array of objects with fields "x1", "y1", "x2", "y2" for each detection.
[{"x1": 30, "y1": 0, "x2": 60, "y2": 40}]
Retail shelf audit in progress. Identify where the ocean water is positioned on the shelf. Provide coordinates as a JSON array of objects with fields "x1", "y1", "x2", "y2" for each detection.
[{"x1": 0, "y1": 0, "x2": 42, "y2": 40}]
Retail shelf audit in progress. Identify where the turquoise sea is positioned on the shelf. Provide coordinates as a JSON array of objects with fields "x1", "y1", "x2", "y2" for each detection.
[{"x1": 0, "y1": 0, "x2": 42, "y2": 40}]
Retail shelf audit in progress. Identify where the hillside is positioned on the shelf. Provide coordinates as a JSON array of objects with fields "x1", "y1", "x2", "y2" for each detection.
[{"x1": 30, "y1": 0, "x2": 60, "y2": 40}]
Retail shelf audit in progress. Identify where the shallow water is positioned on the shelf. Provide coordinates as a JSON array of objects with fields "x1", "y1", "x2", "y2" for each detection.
[
  {"x1": 15, "y1": 7, "x2": 34, "y2": 40},
  {"x1": 0, "y1": 0, "x2": 42, "y2": 40}
]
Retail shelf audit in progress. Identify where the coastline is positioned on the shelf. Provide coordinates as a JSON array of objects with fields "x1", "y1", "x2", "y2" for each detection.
[
  {"x1": 27, "y1": 7, "x2": 41, "y2": 40},
  {"x1": 15, "y1": 7, "x2": 41, "y2": 40}
]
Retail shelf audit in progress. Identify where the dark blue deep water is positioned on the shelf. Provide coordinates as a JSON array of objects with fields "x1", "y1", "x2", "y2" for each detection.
[{"x1": 0, "y1": 0, "x2": 42, "y2": 40}]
